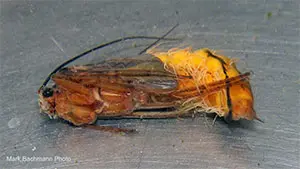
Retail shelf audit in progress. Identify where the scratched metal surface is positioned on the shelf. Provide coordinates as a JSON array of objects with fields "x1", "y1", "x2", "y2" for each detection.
[{"x1": 1, "y1": 1, "x2": 299, "y2": 169}]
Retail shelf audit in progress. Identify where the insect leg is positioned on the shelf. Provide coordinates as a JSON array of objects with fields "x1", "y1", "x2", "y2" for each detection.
[
  {"x1": 173, "y1": 72, "x2": 251, "y2": 98},
  {"x1": 83, "y1": 125, "x2": 136, "y2": 134},
  {"x1": 123, "y1": 110, "x2": 194, "y2": 119},
  {"x1": 205, "y1": 50, "x2": 233, "y2": 122}
]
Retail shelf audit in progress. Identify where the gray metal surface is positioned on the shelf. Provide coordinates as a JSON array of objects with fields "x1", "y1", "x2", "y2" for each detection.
[{"x1": 1, "y1": 1, "x2": 299, "y2": 169}]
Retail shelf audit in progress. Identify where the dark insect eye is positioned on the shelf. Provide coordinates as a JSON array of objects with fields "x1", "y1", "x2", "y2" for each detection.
[{"x1": 42, "y1": 88, "x2": 54, "y2": 98}]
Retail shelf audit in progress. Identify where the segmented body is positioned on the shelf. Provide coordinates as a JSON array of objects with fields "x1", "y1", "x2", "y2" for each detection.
[{"x1": 39, "y1": 48, "x2": 259, "y2": 126}]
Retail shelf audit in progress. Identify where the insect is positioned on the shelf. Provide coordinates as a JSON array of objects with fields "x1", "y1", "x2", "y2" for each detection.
[{"x1": 38, "y1": 25, "x2": 262, "y2": 132}]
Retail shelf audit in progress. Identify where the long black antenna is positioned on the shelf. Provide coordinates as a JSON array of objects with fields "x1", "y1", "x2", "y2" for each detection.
[
  {"x1": 38, "y1": 35, "x2": 179, "y2": 92},
  {"x1": 138, "y1": 23, "x2": 179, "y2": 55}
]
